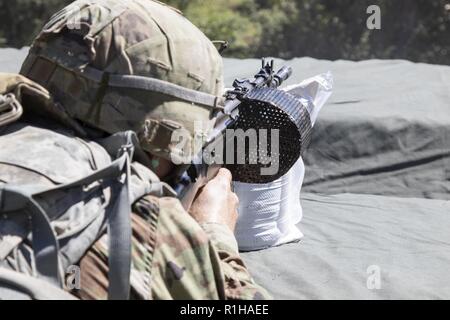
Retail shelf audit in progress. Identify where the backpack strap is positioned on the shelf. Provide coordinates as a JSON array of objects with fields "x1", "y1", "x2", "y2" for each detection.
[
  {"x1": 0, "y1": 187, "x2": 61, "y2": 287},
  {"x1": 43, "y1": 148, "x2": 133, "y2": 300},
  {"x1": 0, "y1": 133, "x2": 137, "y2": 300}
]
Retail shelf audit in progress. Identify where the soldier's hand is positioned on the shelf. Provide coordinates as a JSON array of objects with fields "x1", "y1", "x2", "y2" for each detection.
[{"x1": 189, "y1": 168, "x2": 239, "y2": 232}]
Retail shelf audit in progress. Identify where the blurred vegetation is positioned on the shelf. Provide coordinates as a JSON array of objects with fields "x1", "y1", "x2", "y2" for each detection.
[
  {"x1": 0, "y1": 0, "x2": 72, "y2": 47},
  {"x1": 0, "y1": 0, "x2": 449, "y2": 65}
]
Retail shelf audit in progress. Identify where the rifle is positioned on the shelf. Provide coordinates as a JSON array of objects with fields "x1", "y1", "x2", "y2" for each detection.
[{"x1": 173, "y1": 58, "x2": 311, "y2": 210}]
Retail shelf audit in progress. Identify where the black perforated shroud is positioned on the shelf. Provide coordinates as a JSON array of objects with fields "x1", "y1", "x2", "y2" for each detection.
[{"x1": 225, "y1": 87, "x2": 312, "y2": 184}]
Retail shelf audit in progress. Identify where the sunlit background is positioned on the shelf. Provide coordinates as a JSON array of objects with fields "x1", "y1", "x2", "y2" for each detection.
[{"x1": 0, "y1": 0, "x2": 449, "y2": 64}]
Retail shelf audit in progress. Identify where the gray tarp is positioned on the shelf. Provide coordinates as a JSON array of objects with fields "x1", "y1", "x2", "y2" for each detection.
[
  {"x1": 224, "y1": 57, "x2": 450, "y2": 299},
  {"x1": 2, "y1": 49, "x2": 450, "y2": 299},
  {"x1": 224, "y1": 58, "x2": 450, "y2": 200},
  {"x1": 243, "y1": 193, "x2": 450, "y2": 299}
]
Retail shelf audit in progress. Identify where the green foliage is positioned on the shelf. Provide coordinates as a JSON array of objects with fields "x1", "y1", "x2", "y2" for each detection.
[
  {"x1": 180, "y1": 0, "x2": 263, "y2": 58},
  {"x1": 281, "y1": 0, "x2": 450, "y2": 65},
  {"x1": 0, "y1": 0, "x2": 448, "y2": 64},
  {"x1": 170, "y1": 0, "x2": 450, "y2": 64},
  {"x1": 0, "y1": 0, "x2": 72, "y2": 48}
]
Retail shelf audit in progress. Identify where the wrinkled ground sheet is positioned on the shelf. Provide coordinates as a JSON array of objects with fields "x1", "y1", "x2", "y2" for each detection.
[
  {"x1": 2, "y1": 49, "x2": 449, "y2": 299},
  {"x1": 224, "y1": 58, "x2": 450, "y2": 200},
  {"x1": 243, "y1": 193, "x2": 450, "y2": 299},
  {"x1": 225, "y1": 58, "x2": 450, "y2": 299}
]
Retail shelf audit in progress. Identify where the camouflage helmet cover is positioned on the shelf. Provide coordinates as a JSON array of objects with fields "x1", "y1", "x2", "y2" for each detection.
[{"x1": 20, "y1": 0, "x2": 224, "y2": 161}]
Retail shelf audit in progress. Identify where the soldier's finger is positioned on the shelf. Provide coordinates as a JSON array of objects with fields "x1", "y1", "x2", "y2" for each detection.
[
  {"x1": 212, "y1": 168, "x2": 233, "y2": 189},
  {"x1": 230, "y1": 192, "x2": 239, "y2": 208}
]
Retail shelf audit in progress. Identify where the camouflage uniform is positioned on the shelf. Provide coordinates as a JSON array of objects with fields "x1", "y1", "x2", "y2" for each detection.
[
  {"x1": 76, "y1": 196, "x2": 270, "y2": 300},
  {"x1": 5, "y1": 0, "x2": 272, "y2": 300}
]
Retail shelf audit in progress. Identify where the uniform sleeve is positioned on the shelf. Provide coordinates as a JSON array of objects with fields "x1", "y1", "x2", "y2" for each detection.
[
  {"x1": 150, "y1": 197, "x2": 272, "y2": 300},
  {"x1": 74, "y1": 196, "x2": 272, "y2": 300},
  {"x1": 200, "y1": 223, "x2": 273, "y2": 300}
]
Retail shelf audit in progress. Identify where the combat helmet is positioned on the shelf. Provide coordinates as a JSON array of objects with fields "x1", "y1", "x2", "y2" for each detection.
[{"x1": 20, "y1": 0, "x2": 224, "y2": 162}]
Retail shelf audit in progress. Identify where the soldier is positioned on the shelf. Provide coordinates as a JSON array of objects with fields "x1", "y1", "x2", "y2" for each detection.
[{"x1": 0, "y1": 0, "x2": 271, "y2": 300}]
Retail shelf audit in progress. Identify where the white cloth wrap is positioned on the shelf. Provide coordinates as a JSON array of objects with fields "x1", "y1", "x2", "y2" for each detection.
[{"x1": 233, "y1": 72, "x2": 333, "y2": 251}]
